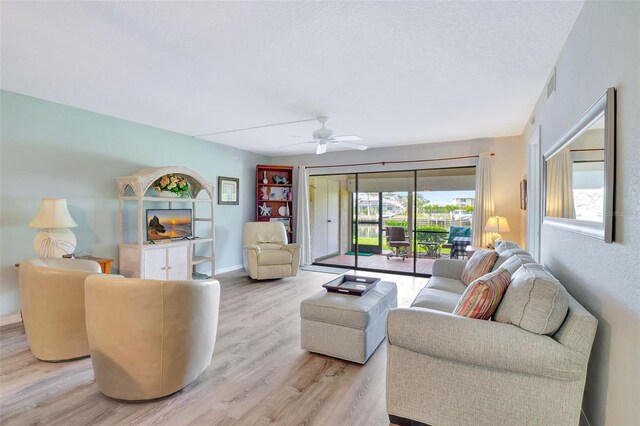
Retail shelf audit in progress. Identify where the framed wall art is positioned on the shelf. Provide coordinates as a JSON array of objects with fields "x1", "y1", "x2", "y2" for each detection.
[{"x1": 218, "y1": 176, "x2": 239, "y2": 205}]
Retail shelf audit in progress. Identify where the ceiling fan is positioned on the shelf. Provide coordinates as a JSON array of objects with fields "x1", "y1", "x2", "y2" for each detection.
[{"x1": 283, "y1": 116, "x2": 367, "y2": 155}]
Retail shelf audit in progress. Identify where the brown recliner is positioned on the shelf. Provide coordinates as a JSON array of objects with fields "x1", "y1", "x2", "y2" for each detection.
[
  {"x1": 84, "y1": 275, "x2": 220, "y2": 401},
  {"x1": 18, "y1": 258, "x2": 102, "y2": 361},
  {"x1": 386, "y1": 226, "x2": 411, "y2": 260}
]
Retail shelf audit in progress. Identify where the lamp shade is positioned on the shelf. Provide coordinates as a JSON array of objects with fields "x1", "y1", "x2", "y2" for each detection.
[
  {"x1": 484, "y1": 216, "x2": 510, "y2": 233},
  {"x1": 29, "y1": 198, "x2": 78, "y2": 228}
]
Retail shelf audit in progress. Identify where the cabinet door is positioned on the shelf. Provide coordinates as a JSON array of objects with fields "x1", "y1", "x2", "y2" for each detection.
[
  {"x1": 167, "y1": 244, "x2": 189, "y2": 280},
  {"x1": 144, "y1": 248, "x2": 167, "y2": 280}
]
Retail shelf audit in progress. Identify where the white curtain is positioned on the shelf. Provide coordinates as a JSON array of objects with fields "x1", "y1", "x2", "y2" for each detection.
[
  {"x1": 546, "y1": 147, "x2": 576, "y2": 219},
  {"x1": 472, "y1": 152, "x2": 495, "y2": 247},
  {"x1": 296, "y1": 166, "x2": 313, "y2": 265}
]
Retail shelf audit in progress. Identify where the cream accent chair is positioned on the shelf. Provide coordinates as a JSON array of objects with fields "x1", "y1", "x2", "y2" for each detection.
[
  {"x1": 243, "y1": 222, "x2": 301, "y2": 280},
  {"x1": 18, "y1": 258, "x2": 102, "y2": 362},
  {"x1": 85, "y1": 275, "x2": 220, "y2": 401}
]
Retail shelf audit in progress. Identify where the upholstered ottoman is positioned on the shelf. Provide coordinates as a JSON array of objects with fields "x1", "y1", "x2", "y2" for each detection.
[{"x1": 300, "y1": 281, "x2": 397, "y2": 364}]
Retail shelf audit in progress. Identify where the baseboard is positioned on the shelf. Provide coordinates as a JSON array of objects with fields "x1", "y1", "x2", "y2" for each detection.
[
  {"x1": 215, "y1": 264, "x2": 244, "y2": 275},
  {"x1": 580, "y1": 409, "x2": 591, "y2": 426},
  {"x1": 0, "y1": 313, "x2": 22, "y2": 327}
]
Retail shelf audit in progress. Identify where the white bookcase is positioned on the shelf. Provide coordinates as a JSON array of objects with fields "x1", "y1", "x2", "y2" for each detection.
[{"x1": 117, "y1": 166, "x2": 215, "y2": 280}]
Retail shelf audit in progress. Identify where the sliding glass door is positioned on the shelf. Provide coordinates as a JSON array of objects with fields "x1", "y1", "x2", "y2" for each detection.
[{"x1": 311, "y1": 167, "x2": 475, "y2": 277}]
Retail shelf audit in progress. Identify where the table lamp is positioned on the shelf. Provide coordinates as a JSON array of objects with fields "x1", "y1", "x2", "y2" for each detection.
[
  {"x1": 29, "y1": 198, "x2": 78, "y2": 257},
  {"x1": 484, "y1": 216, "x2": 510, "y2": 248}
]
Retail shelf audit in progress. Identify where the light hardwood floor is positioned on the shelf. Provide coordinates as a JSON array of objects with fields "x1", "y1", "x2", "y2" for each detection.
[{"x1": 0, "y1": 269, "x2": 428, "y2": 425}]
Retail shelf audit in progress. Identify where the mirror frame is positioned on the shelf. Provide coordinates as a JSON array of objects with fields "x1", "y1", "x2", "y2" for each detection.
[{"x1": 542, "y1": 87, "x2": 616, "y2": 243}]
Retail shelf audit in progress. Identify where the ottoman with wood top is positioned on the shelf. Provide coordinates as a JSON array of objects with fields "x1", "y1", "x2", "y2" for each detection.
[{"x1": 300, "y1": 280, "x2": 397, "y2": 364}]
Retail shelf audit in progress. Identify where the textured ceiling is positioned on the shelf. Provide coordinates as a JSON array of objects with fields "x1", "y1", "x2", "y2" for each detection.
[{"x1": 1, "y1": 1, "x2": 583, "y2": 156}]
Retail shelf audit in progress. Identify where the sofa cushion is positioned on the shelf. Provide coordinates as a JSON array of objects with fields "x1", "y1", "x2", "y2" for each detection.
[
  {"x1": 447, "y1": 226, "x2": 471, "y2": 244},
  {"x1": 499, "y1": 252, "x2": 537, "y2": 275},
  {"x1": 495, "y1": 263, "x2": 569, "y2": 335},
  {"x1": 411, "y1": 288, "x2": 461, "y2": 313},
  {"x1": 495, "y1": 240, "x2": 520, "y2": 254},
  {"x1": 426, "y1": 276, "x2": 467, "y2": 295},
  {"x1": 453, "y1": 269, "x2": 511, "y2": 320},
  {"x1": 258, "y1": 249, "x2": 292, "y2": 266},
  {"x1": 460, "y1": 249, "x2": 498, "y2": 285}
]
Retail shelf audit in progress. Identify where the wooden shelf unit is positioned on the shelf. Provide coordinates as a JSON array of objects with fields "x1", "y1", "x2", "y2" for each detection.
[{"x1": 256, "y1": 164, "x2": 294, "y2": 242}]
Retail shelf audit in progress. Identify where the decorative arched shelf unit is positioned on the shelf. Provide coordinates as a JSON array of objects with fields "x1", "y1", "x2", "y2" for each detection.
[{"x1": 117, "y1": 166, "x2": 215, "y2": 280}]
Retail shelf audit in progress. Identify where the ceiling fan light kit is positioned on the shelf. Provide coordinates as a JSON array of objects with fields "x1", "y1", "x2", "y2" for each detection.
[{"x1": 282, "y1": 116, "x2": 368, "y2": 155}]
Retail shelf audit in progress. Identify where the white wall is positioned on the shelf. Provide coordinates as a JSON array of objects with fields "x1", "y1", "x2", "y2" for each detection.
[
  {"x1": 0, "y1": 91, "x2": 270, "y2": 317},
  {"x1": 274, "y1": 135, "x2": 526, "y2": 247},
  {"x1": 521, "y1": 2, "x2": 640, "y2": 424}
]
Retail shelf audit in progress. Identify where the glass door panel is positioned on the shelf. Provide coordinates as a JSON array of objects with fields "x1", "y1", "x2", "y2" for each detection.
[{"x1": 357, "y1": 171, "x2": 414, "y2": 274}]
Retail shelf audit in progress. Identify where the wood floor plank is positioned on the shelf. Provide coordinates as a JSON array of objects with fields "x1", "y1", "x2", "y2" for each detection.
[{"x1": 0, "y1": 269, "x2": 427, "y2": 425}]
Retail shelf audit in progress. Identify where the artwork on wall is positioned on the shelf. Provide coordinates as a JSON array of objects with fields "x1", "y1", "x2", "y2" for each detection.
[
  {"x1": 520, "y1": 179, "x2": 527, "y2": 210},
  {"x1": 218, "y1": 176, "x2": 239, "y2": 205}
]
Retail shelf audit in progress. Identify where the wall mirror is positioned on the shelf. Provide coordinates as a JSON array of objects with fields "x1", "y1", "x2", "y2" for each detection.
[{"x1": 543, "y1": 87, "x2": 615, "y2": 242}]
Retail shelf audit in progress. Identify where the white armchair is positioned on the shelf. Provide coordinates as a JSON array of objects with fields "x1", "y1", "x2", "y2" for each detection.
[{"x1": 243, "y1": 222, "x2": 300, "y2": 280}]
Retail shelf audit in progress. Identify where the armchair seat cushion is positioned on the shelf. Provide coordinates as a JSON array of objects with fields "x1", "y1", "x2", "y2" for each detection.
[
  {"x1": 258, "y1": 249, "x2": 292, "y2": 266},
  {"x1": 257, "y1": 243, "x2": 284, "y2": 251}
]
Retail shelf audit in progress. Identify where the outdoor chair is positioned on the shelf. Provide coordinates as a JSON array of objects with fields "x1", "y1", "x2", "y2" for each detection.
[{"x1": 386, "y1": 226, "x2": 411, "y2": 260}]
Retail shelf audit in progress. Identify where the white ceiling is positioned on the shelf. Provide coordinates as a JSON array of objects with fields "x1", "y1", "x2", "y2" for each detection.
[{"x1": 1, "y1": 1, "x2": 583, "y2": 156}]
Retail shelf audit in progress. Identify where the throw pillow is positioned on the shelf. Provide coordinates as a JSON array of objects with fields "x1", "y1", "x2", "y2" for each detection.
[
  {"x1": 494, "y1": 263, "x2": 569, "y2": 335},
  {"x1": 460, "y1": 249, "x2": 499, "y2": 285},
  {"x1": 447, "y1": 226, "x2": 471, "y2": 244},
  {"x1": 453, "y1": 269, "x2": 512, "y2": 320}
]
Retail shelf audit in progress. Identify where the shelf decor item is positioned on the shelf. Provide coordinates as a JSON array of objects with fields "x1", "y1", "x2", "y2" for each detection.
[
  {"x1": 29, "y1": 198, "x2": 78, "y2": 257},
  {"x1": 262, "y1": 171, "x2": 268, "y2": 184},
  {"x1": 218, "y1": 176, "x2": 239, "y2": 205},
  {"x1": 152, "y1": 174, "x2": 190, "y2": 198}
]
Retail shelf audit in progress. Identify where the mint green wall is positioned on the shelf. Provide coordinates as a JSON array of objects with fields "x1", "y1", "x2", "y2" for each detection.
[{"x1": 0, "y1": 90, "x2": 269, "y2": 317}]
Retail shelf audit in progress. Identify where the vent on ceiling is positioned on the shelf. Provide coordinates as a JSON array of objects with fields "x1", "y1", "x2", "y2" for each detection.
[{"x1": 547, "y1": 68, "x2": 557, "y2": 99}]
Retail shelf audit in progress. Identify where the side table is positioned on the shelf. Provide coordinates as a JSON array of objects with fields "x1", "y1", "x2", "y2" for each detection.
[{"x1": 76, "y1": 256, "x2": 113, "y2": 274}]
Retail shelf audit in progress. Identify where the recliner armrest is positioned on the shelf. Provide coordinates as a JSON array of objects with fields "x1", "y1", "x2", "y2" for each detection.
[
  {"x1": 431, "y1": 258, "x2": 467, "y2": 279},
  {"x1": 281, "y1": 243, "x2": 301, "y2": 252},
  {"x1": 386, "y1": 307, "x2": 588, "y2": 381},
  {"x1": 244, "y1": 244, "x2": 261, "y2": 254}
]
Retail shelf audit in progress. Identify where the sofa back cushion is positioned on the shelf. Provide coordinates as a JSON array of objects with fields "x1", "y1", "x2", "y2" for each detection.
[
  {"x1": 496, "y1": 252, "x2": 537, "y2": 274},
  {"x1": 495, "y1": 263, "x2": 569, "y2": 335},
  {"x1": 495, "y1": 240, "x2": 520, "y2": 254},
  {"x1": 447, "y1": 226, "x2": 470, "y2": 244},
  {"x1": 460, "y1": 249, "x2": 498, "y2": 285},
  {"x1": 453, "y1": 269, "x2": 511, "y2": 320}
]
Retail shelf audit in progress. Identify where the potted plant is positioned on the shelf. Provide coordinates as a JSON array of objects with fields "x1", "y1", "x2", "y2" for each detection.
[{"x1": 152, "y1": 174, "x2": 190, "y2": 198}]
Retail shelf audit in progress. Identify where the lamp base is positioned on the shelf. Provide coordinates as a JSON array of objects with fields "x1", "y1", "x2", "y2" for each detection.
[
  {"x1": 488, "y1": 233, "x2": 502, "y2": 249},
  {"x1": 33, "y1": 229, "x2": 76, "y2": 258}
]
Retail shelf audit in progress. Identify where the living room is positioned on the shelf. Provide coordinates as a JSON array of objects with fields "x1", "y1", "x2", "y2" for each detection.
[{"x1": 1, "y1": 1, "x2": 638, "y2": 425}]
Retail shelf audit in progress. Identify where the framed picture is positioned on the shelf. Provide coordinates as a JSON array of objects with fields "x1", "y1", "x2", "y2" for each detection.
[
  {"x1": 520, "y1": 179, "x2": 527, "y2": 210},
  {"x1": 218, "y1": 176, "x2": 239, "y2": 205}
]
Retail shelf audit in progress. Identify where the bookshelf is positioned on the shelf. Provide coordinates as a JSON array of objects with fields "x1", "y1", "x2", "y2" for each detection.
[{"x1": 256, "y1": 164, "x2": 294, "y2": 242}]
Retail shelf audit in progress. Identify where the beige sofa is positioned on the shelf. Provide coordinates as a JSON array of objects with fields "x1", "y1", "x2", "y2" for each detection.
[
  {"x1": 19, "y1": 258, "x2": 102, "y2": 361},
  {"x1": 85, "y1": 275, "x2": 220, "y2": 400},
  {"x1": 243, "y1": 221, "x2": 300, "y2": 280},
  {"x1": 386, "y1": 242, "x2": 597, "y2": 426}
]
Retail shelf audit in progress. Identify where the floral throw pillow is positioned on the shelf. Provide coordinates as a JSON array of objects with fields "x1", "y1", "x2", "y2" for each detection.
[
  {"x1": 454, "y1": 269, "x2": 512, "y2": 320},
  {"x1": 460, "y1": 249, "x2": 499, "y2": 285}
]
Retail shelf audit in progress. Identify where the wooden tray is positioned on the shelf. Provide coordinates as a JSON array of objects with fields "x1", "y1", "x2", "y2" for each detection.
[{"x1": 322, "y1": 274, "x2": 381, "y2": 296}]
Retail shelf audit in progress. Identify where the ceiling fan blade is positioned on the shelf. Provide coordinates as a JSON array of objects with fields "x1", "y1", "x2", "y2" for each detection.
[
  {"x1": 316, "y1": 143, "x2": 327, "y2": 155},
  {"x1": 279, "y1": 140, "x2": 316, "y2": 147},
  {"x1": 334, "y1": 141, "x2": 368, "y2": 151},
  {"x1": 332, "y1": 135, "x2": 362, "y2": 142}
]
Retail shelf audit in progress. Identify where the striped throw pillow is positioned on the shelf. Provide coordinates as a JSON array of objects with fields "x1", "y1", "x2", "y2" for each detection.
[
  {"x1": 460, "y1": 249, "x2": 499, "y2": 285},
  {"x1": 453, "y1": 269, "x2": 512, "y2": 320}
]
